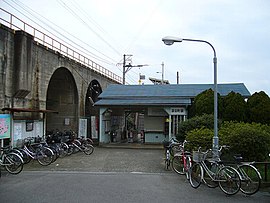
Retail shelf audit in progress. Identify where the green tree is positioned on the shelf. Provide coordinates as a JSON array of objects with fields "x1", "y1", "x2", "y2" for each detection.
[
  {"x1": 193, "y1": 89, "x2": 223, "y2": 117},
  {"x1": 247, "y1": 91, "x2": 270, "y2": 124},
  {"x1": 223, "y1": 91, "x2": 247, "y2": 122}
]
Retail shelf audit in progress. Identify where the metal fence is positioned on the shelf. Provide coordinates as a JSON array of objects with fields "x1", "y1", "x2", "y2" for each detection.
[
  {"x1": 0, "y1": 8, "x2": 122, "y2": 84},
  {"x1": 254, "y1": 162, "x2": 270, "y2": 183}
]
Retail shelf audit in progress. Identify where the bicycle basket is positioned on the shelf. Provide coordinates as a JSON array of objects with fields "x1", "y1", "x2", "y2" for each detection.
[
  {"x1": 192, "y1": 151, "x2": 207, "y2": 162},
  {"x1": 163, "y1": 141, "x2": 170, "y2": 148}
]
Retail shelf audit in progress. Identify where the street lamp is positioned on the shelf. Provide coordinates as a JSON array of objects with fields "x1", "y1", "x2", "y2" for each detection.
[{"x1": 162, "y1": 36, "x2": 219, "y2": 159}]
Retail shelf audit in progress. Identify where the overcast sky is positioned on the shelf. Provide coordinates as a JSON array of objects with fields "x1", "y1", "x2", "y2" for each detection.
[{"x1": 1, "y1": 0, "x2": 269, "y2": 95}]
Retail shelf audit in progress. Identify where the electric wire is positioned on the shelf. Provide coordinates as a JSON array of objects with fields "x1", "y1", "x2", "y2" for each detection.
[
  {"x1": 2, "y1": 0, "x2": 163, "y2": 84},
  {"x1": 3, "y1": 1, "x2": 115, "y2": 67},
  {"x1": 57, "y1": 0, "x2": 122, "y2": 57},
  {"x1": 4, "y1": 0, "x2": 119, "y2": 66},
  {"x1": 69, "y1": 0, "x2": 125, "y2": 54}
]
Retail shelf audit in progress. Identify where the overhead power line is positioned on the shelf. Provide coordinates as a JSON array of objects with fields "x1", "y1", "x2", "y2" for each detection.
[
  {"x1": 3, "y1": 0, "x2": 120, "y2": 66},
  {"x1": 57, "y1": 0, "x2": 122, "y2": 57}
]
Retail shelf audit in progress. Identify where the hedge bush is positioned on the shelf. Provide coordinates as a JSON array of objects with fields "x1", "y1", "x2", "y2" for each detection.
[
  {"x1": 183, "y1": 120, "x2": 270, "y2": 162},
  {"x1": 185, "y1": 127, "x2": 213, "y2": 152},
  {"x1": 176, "y1": 114, "x2": 219, "y2": 142},
  {"x1": 219, "y1": 122, "x2": 270, "y2": 161}
]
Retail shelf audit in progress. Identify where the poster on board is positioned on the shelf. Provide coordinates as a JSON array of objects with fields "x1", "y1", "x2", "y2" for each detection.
[
  {"x1": 79, "y1": 118, "x2": 87, "y2": 138},
  {"x1": 91, "y1": 116, "x2": 98, "y2": 139},
  {"x1": 0, "y1": 114, "x2": 11, "y2": 139}
]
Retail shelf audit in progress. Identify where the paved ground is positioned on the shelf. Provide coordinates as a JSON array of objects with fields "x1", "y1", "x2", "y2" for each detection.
[
  {"x1": 1, "y1": 145, "x2": 269, "y2": 203},
  {"x1": 21, "y1": 145, "x2": 166, "y2": 173}
]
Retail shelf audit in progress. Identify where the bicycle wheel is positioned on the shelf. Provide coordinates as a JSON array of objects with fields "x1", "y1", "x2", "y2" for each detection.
[
  {"x1": 238, "y1": 164, "x2": 261, "y2": 195},
  {"x1": 185, "y1": 156, "x2": 192, "y2": 180},
  {"x1": 189, "y1": 163, "x2": 203, "y2": 188},
  {"x1": 165, "y1": 150, "x2": 170, "y2": 170},
  {"x1": 48, "y1": 146, "x2": 58, "y2": 163},
  {"x1": 203, "y1": 161, "x2": 219, "y2": 188},
  {"x1": 165, "y1": 159, "x2": 170, "y2": 170},
  {"x1": 83, "y1": 144, "x2": 94, "y2": 155},
  {"x1": 67, "y1": 144, "x2": 74, "y2": 156},
  {"x1": 218, "y1": 166, "x2": 241, "y2": 195},
  {"x1": 4, "y1": 153, "x2": 24, "y2": 174},
  {"x1": 172, "y1": 155, "x2": 185, "y2": 175},
  {"x1": 18, "y1": 149, "x2": 32, "y2": 164},
  {"x1": 59, "y1": 143, "x2": 69, "y2": 158},
  {"x1": 37, "y1": 147, "x2": 54, "y2": 166}
]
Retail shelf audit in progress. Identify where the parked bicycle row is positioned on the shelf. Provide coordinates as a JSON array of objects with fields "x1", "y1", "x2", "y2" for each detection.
[
  {"x1": 0, "y1": 131, "x2": 95, "y2": 178},
  {"x1": 163, "y1": 138, "x2": 262, "y2": 196}
]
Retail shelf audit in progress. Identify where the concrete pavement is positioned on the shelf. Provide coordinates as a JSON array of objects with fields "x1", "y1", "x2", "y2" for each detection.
[{"x1": 1, "y1": 145, "x2": 269, "y2": 203}]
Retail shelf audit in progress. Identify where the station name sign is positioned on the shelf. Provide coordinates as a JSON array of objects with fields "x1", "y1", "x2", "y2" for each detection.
[{"x1": 170, "y1": 107, "x2": 186, "y2": 115}]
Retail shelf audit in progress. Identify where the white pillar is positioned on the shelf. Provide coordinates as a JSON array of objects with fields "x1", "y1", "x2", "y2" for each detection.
[
  {"x1": 168, "y1": 114, "x2": 172, "y2": 140},
  {"x1": 99, "y1": 107, "x2": 107, "y2": 143}
]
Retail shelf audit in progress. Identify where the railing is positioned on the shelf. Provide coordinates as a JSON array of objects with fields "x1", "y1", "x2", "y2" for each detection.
[
  {"x1": 254, "y1": 162, "x2": 270, "y2": 183},
  {"x1": 0, "y1": 8, "x2": 122, "y2": 84}
]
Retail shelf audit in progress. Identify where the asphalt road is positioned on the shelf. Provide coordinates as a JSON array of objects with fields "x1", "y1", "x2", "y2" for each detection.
[{"x1": 0, "y1": 147, "x2": 269, "y2": 203}]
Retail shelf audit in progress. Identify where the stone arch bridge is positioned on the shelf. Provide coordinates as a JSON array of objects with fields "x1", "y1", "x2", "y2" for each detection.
[{"x1": 0, "y1": 10, "x2": 121, "y2": 143}]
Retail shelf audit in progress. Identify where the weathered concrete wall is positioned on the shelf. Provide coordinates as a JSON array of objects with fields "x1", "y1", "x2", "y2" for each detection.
[
  {"x1": 0, "y1": 24, "x2": 118, "y2": 132},
  {"x1": 0, "y1": 25, "x2": 15, "y2": 109}
]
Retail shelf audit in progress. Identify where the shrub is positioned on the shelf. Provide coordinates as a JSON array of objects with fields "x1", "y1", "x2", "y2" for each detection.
[
  {"x1": 219, "y1": 122, "x2": 270, "y2": 161},
  {"x1": 183, "y1": 121, "x2": 270, "y2": 161},
  {"x1": 176, "y1": 114, "x2": 220, "y2": 142},
  {"x1": 185, "y1": 127, "x2": 213, "y2": 152}
]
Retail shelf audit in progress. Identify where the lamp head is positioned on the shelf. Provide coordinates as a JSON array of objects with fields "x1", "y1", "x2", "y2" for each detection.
[{"x1": 162, "y1": 36, "x2": 183, "y2": 46}]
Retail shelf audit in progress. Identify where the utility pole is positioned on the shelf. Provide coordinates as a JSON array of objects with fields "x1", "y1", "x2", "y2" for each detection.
[
  {"x1": 161, "y1": 62, "x2": 164, "y2": 84},
  {"x1": 122, "y1": 54, "x2": 148, "y2": 85},
  {"x1": 157, "y1": 62, "x2": 165, "y2": 84},
  {"x1": 122, "y1": 54, "x2": 132, "y2": 85}
]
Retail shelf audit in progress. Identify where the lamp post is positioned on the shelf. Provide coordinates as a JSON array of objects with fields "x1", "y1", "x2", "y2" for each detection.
[{"x1": 162, "y1": 36, "x2": 219, "y2": 159}]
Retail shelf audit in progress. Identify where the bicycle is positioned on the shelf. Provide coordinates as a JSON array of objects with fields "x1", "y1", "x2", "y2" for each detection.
[
  {"x1": 0, "y1": 147, "x2": 24, "y2": 174},
  {"x1": 163, "y1": 138, "x2": 182, "y2": 170},
  {"x1": 67, "y1": 138, "x2": 94, "y2": 155},
  {"x1": 171, "y1": 140, "x2": 192, "y2": 179},
  {"x1": 217, "y1": 146, "x2": 262, "y2": 195},
  {"x1": 21, "y1": 138, "x2": 54, "y2": 166},
  {"x1": 189, "y1": 147, "x2": 241, "y2": 195}
]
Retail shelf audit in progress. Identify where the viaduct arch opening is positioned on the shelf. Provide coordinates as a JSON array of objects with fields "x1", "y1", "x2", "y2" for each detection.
[
  {"x1": 46, "y1": 67, "x2": 78, "y2": 133},
  {"x1": 85, "y1": 80, "x2": 102, "y2": 140}
]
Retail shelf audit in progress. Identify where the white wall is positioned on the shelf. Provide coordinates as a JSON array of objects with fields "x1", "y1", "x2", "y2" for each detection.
[{"x1": 13, "y1": 120, "x2": 44, "y2": 147}]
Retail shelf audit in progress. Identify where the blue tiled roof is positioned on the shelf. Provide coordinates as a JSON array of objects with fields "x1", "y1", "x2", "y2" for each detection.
[
  {"x1": 94, "y1": 83, "x2": 250, "y2": 106},
  {"x1": 95, "y1": 98, "x2": 191, "y2": 106}
]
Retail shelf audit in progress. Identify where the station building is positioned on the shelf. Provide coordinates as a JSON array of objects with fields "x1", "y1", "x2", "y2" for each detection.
[{"x1": 94, "y1": 83, "x2": 250, "y2": 144}]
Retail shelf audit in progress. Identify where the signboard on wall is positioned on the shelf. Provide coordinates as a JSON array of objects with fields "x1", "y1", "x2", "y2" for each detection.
[
  {"x1": 170, "y1": 107, "x2": 186, "y2": 115},
  {"x1": 14, "y1": 122, "x2": 22, "y2": 141},
  {"x1": 91, "y1": 116, "x2": 98, "y2": 139},
  {"x1": 79, "y1": 118, "x2": 87, "y2": 138},
  {"x1": 0, "y1": 114, "x2": 11, "y2": 139}
]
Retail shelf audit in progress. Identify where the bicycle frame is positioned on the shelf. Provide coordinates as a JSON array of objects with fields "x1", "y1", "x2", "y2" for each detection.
[
  {"x1": 200, "y1": 160, "x2": 220, "y2": 181},
  {"x1": 0, "y1": 154, "x2": 10, "y2": 166},
  {"x1": 72, "y1": 140, "x2": 84, "y2": 151},
  {"x1": 23, "y1": 145, "x2": 38, "y2": 159},
  {"x1": 181, "y1": 141, "x2": 192, "y2": 172}
]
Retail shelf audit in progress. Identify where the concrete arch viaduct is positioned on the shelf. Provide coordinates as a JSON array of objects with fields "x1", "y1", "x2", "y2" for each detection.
[{"x1": 0, "y1": 12, "x2": 121, "y2": 143}]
